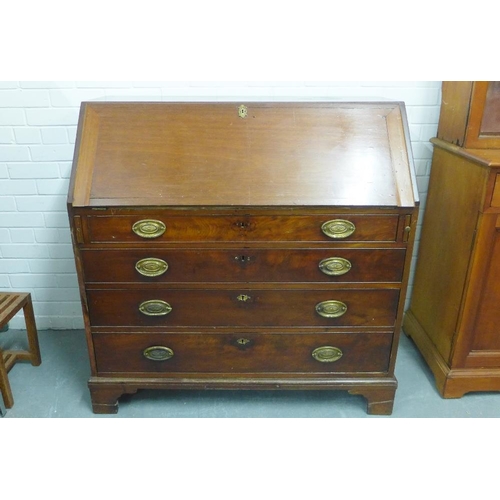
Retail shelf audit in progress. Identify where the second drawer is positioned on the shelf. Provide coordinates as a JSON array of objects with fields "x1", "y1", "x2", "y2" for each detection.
[{"x1": 81, "y1": 248, "x2": 406, "y2": 284}]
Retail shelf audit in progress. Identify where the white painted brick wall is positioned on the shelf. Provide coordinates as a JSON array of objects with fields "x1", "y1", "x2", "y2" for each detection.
[{"x1": 0, "y1": 81, "x2": 441, "y2": 329}]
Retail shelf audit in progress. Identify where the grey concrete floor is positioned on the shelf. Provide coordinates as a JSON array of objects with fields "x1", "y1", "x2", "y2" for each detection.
[{"x1": 2, "y1": 328, "x2": 500, "y2": 417}]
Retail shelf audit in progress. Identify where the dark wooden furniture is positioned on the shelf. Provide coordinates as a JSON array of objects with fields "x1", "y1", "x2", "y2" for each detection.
[
  {"x1": 0, "y1": 292, "x2": 41, "y2": 408},
  {"x1": 404, "y1": 82, "x2": 500, "y2": 397},
  {"x1": 68, "y1": 102, "x2": 419, "y2": 414}
]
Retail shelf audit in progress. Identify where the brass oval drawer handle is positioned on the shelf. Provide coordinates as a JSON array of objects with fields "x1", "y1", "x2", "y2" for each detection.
[
  {"x1": 132, "y1": 219, "x2": 166, "y2": 239},
  {"x1": 315, "y1": 300, "x2": 347, "y2": 318},
  {"x1": 321, "y1": 219, "x2": 356, "y2": 239},
  {"x1": 318, "y1": 257, "x2": 352, "y2": 276},
  {"x1": 135, "y1": 258, "x2": 169, "y2": 277},
  {"x1": 312, "y1": 346, "x2": 343, "y2": 363},
  {"x1": 143, "y1": 346, "x2": 174, "y2": 361},
  {"x1": 139, "y1": 300, "x2": 172, "y2": 316}
]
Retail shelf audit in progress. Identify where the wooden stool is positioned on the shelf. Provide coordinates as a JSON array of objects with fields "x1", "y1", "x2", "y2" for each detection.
[{"x1": 0, "y1": 293, "x2": 41, "y2": 408}]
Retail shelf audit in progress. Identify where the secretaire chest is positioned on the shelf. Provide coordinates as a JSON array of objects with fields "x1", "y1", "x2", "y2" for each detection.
[{"x1": 68, "y1": 102, "x2": 419, "y2": 414}]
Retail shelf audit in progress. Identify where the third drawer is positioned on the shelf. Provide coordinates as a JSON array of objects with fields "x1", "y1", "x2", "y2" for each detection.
[{"x1": 86, "y1": 288, "x2": 400, "y2": 328}]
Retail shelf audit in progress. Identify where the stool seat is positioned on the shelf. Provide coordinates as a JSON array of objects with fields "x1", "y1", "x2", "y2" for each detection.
[{"x1": 0, "y1": 292, "x2": 41, "y2": 409}]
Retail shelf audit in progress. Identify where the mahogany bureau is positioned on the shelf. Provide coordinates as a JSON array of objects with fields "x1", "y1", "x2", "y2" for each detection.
[{"x1": 68, "y1": 102, "x2": 419, "y2": 414}]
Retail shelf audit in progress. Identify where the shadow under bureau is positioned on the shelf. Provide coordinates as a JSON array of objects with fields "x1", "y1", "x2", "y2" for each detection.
[{"x1": 68, "y1": 102, "x2": 419, "y2": 414}]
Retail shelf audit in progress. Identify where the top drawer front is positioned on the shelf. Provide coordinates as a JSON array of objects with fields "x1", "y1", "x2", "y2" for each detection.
[{"x1": 84, "y1": 214, "x2": 400, "y2": 244}]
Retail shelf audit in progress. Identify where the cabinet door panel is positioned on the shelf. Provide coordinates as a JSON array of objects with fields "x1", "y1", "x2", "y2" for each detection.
[{"x1": 470, "y1": 217, "x2": 500, "y2": 353}]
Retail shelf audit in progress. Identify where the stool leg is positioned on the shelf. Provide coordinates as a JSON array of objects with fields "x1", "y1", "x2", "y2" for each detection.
[
  {"x1": 0, "y1": 352, "x2": 14, "y2": 408},
  {"x1": 23, "y1": 297, "x2": 41, "y2": 366}
]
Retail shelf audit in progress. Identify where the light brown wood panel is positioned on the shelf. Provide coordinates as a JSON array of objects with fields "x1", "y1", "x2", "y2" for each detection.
[
  {"x1": 407, "y1": 144, "x2": 489, "y2": 362},
  {"x1": 437, "y1": 81, "x2": 473, "y2": 146},
  {"x1": 481, "y1": 82, "x2": 500, "y2": 134},
  {"x1": 492, "y1": 174, "x2": 500, "y2": 207},
  {"x1": 404, "y1": 125, "x2": 500, "y2": 396},
  {"x1": 69, "y1": 102, "x2": 417, "y2": 208},
  {"x1": 437, "y1": 81, "x2": 500, "y2": 149},
  {"x1": 469, "y1": 216, "x2": 500, "y2": 352}
]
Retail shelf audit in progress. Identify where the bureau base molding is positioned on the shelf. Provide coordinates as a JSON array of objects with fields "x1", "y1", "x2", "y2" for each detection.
[
  {"x1": 404, "y1": 310, "x2": 500, "y2": 398},
  {"x1": 88, "y1": 376, "x2": 397, "y2": 415}
]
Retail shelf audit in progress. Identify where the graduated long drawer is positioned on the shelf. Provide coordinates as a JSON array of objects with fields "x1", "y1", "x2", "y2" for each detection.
[
  {"x1": 83, "y1": 214, "x2": 400, "y2": 243},
  {"x1": 86, "y1": 288, "x2": 400, "y2": 328},
  {"x1": 93, "y1": 332, "x2": 393, "y2": 374},
  {"x1": 81, "y1": 248, "x2": 406, "y2": 284}
]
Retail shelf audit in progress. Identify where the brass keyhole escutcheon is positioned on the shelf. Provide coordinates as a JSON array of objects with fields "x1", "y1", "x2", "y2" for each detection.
[
  {"x1": 238, "y1": 104, "x2": 248, "y2": 118},
  {"x1": 235, "y1": 255, "x2": 251, "y2": 263},
  {"x1": 236, "y1": 338, "x2": 251, "y2": 346},
  {"x1": 237, "y1": 294, "x2": 252, "y2": 302},
  {"x1": 234, "y1": 337, "x2": 253, "y2": 349}
]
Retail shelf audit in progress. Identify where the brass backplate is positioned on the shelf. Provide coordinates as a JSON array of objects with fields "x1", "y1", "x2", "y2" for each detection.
[
  {"x1": 315, "y1": 300, "x2": 348, "y2": 318},
  {"x1": 135, "y1": 258, "x2": 169, "y2": 277},
  {"x1": 139, "y1": 299, "x2": 172, "y2": 316},
  {"x1": 312, "y1": 346, "x2": 343, "y2": 363},
  {"x1": 318, "y1": 257, "x2": 352, "y2": 276},
  {"x1": 132, "y1": 219, "x2": 166, "y2": 239},
  {"x1": 135, "y1": 257, "x2": 168, "y2": 278},
  {"x1": 321, "y1": 219, "x2": 356, "y2": 239},
  {"x1": 143, "y1": 346, "x2": 174, "y2": 361}
]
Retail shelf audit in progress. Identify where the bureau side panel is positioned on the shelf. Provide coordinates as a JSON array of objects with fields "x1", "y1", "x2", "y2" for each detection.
[
  {"x1": 407, "y1": 147, "x2": 488, "y2": 362},
  {"x1": 68, "y1": 209, "x2": 97, "y2": 375}
]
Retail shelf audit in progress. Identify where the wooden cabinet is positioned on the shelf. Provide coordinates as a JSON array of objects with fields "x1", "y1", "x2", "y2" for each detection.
[
  {"x1": 68, "y1": 102, "x2": 419, "y2": 414},
  {"x1": 404, "y1": 82, "x2": 500, "y2": 397},
  {"x1": 437, "y1": 81, "x2": 500, "y2": 148}
]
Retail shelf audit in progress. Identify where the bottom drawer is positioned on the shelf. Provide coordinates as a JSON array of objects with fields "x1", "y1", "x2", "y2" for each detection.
[{"x1": 93, "y1": 332, "x2": 393, "y2": 374}]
